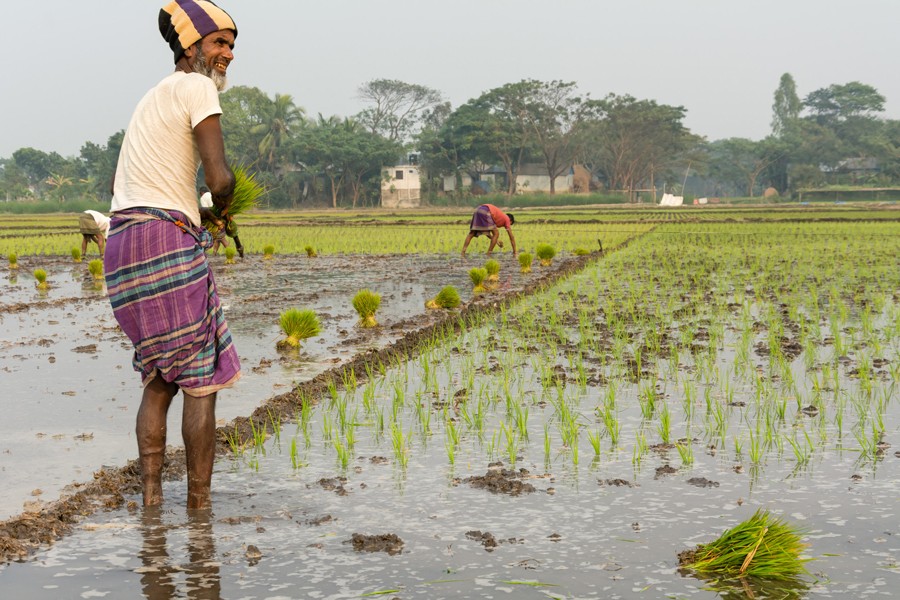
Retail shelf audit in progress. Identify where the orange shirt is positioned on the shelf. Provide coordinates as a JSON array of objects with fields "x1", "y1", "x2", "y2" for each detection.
[{"x1": 486, "y1": 204, "x2": 511, "y2": 230}]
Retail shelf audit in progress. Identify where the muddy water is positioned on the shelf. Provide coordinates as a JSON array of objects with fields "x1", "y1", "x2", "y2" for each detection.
[{"x1": 0, "y1": 253, "x2": 498, "y2": 521}]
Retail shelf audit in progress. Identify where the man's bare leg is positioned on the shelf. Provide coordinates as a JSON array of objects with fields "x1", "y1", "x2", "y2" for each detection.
[
  {"x1": 136, "y1": 377, "x2": 177, "y2": 506},
  {"x1": 182, "y1": 392, "x2": 217, "y2": 509}
]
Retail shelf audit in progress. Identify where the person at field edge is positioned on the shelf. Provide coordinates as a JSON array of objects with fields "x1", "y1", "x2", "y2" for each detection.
[
  {"x1": 199, "y1": 186, "x2": 230, "y2": 255},
  {"x1": 79, "y1": 209, "x2": 111, "y2": 257},
  {"x1": 460, "y1": 203, "x2": 517, "y2": 257},
  {"x1": 104, "y1": 0, "x2": 241, "y2": 509}
]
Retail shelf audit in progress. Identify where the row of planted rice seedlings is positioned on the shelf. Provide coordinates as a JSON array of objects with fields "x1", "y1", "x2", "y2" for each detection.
[
  {"x1": 222, "y1": 220, "x2": 894, "y2": 484},
  {"x1": 232, "y1": 223, "x2": 642, "y2": 256}
]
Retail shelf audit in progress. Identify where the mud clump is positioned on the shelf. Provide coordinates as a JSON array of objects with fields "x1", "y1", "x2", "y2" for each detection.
[
  {"x1": 349, "y1": 533, "x2": 404, "y2": 555},
  {"x1": 600, "y1": 478, "x2": 638, "y2": 487},
  {"x1": 686, "y1": 477, "x2": 720, "y2": 488},
  {"x1": 465, "y1": 530, "x2": 524, "y2": 552},
  {"x1": 654, "y1": 465, "x2": 678, "y2": 478},
  {"x1": 317, "y1": 477, "x2": 349, "y2": 496},
  {"x1": 462, "y1": 464, "x2": 536, "y2": 496}
]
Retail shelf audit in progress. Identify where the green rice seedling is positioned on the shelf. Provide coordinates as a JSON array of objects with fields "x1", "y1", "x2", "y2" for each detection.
[
  {"x1": 262, "y1": 244, "x2": 276, "y2": 260},
  {"x1": 658, "y1": 402, "x2": 672, "y2": 444},
  {"x1": 390, "y1": 422, "x2": 409, "y2": 468},
  {"x1": 678, "y1": 509, "x2": 811, "y2": 578},
  {"x1": 469, "y1": 267, "x2": 488, "y2": 294},
  {"x1": 224, "y1": 426, "x2": 245, "y2": 458},
  {"x1": 519, "y1": 252, "x2": 533, "y2": 273},
  {"x1": 71, "y1": 247, "x2": 82, "y2": 263},
  {"x1": 88, "y1": 259, "x2": 104, "y2": 281},
  {"x1": 588, "y1": 429, "x2": 602, "y2": 457},
  {"x1": 573, "y1": 247, "x2": 590, "y2": 256},
  {"x1": 289, "y1": 437, "x2": 305, "y2": 469},
  {"x1": 33, "y1": 268, "x2": 49, "y2": 290},
  {"x1": 536, "y1": 243, "x2": 556, "y2": 266},
  {"x1": 352, "y1": 289, "x2": 381, "y2": 327},
  {"x1": 8, "y1": 253, "x2": 18, "y2": 270},
  {"x1": 484, "y1": 259, "x2": 500, "y2": 281},
  {"x1": 425, "y1": 285, "x2": 461, "y2": 310},
  {"x1": 305, "y1": 245, "x2": 317, "y2": 258},
  {"x1": 277, "y1": 308, "x2": 320, "y2": 349},
  {"x1": 632, "y1": 430, "x2": 649, "y2": 465},
  {"x1": 676, "y1": 439, "x2": 694, "y2": 465},
  {"x1": 224, "y1": 245, "x2": 237, "y2": 264},
  {"x1": 267, "y1": 407, "x2": 282, "y2": 444},
  {"x1": 333, "y1": 437, "x2": 351, "y2": 470},
  {"x1": 249, "y1": 418, "x2": 267, "y2": 453}
]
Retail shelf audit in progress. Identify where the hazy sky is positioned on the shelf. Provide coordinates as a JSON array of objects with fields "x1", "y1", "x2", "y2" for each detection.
[{"x1": 3, "y1": 1, "x2": 898, "y2": 159}]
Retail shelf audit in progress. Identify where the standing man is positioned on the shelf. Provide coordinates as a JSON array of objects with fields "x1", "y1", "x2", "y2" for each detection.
[
  {"x1": 79, "y1": 209, "x2": 111, "y2": 257},
  {"x1": 104, "y1": 0, "x2": 241, "y2": 509},
  {"x1": 460, "y1": 203, "x2": 517, "y2": 257}
]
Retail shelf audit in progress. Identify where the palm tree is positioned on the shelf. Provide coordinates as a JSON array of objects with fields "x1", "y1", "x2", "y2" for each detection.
[{"x1": 253, "y1": 94, "x2": 306, "y2": 171}]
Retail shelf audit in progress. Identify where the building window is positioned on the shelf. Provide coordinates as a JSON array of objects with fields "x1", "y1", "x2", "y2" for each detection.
[{"x1": 395, "y1": 170, "x2": 403, "y2": 180}]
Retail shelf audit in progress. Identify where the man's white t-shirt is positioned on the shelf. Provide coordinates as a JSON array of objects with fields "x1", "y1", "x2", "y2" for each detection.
[{"x1": 111, "y1": 72, "x2": 222, "y2": 226}]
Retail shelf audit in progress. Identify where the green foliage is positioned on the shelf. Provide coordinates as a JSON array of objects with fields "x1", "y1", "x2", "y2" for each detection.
[
  {"x1": 426, "y1": 285, "x2": 461, "y2": 309},
  {"x1": 352, "y1": 289, "x2": 381, "y2": 327},
  {"x1": 278, "y1": 308, "x2": 321, "y2": 348},
  {"x1": 679, "y1": 509, "x2": 810, "y2": 579},
  {"x1": 70, "y1": 247, "x2": 82, "y2": 262},
  {"x1": 8, "y1": 252, "x2": 18, "y2": 268},
  {"x1": 263, "y1": 244, "x2": 276, "y2": 259},
  {"x1": 573, "y1": 247, "x2": 590, "y2": 256},
  {"x1": 203, "y1": 165, "x2": 265, "y2": 237}
]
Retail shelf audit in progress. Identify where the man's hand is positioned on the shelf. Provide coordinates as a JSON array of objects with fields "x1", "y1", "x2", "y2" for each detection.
[{"x1": 199, "y1": 207, "x2": 223, "y2": 229}]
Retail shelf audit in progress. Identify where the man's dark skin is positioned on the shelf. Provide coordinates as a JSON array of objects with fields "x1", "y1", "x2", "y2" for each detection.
[{"x1": 114, "y1": 29, "x2": 236, "y2": 509}]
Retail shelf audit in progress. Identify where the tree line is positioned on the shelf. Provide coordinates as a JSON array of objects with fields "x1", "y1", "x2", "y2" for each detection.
[{"x1": 2, "y1": 73, "x2": 898, "y2": 207}]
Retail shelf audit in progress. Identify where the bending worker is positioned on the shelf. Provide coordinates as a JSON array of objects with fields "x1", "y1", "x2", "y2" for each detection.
[
  {"x1": 460, "y1": 203, "x2": 517, "y2": 257},
  {"x1": 79, "y1": 209, "x2": 111, "y2": 257}
]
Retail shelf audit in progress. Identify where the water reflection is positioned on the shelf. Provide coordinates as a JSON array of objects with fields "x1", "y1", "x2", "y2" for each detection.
[
  {"x1": 679, "y1": 570, "x2": 813, "y2": 599},
  {"x1": 139, "y1": 507, "x2": 221, "y2": 599}
]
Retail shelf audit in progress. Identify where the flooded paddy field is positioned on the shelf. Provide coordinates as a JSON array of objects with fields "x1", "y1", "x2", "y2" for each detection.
[{"x1": 1, "y1": 216, "x2": 899, "y2": 598}]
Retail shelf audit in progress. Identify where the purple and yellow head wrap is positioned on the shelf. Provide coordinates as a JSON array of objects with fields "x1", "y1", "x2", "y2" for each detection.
[{"x1": 159, "y1": 0, "x2": 237, "y2": 64}]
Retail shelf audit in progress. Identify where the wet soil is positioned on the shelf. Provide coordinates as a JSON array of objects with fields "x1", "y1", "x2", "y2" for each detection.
[{"x1": 0, "y1": 250, "x2": 600, "y2": 563}]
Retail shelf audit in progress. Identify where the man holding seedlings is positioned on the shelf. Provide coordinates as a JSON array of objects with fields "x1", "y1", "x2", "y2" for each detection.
[
  {"x1": 104, "y1": 0, "x2": 241, "y2": 509},
  {"x1": 79, "y1": 209, "x2": 110, "y2": 257},
  {"x1": 460, "y1": 203, "x2": 518, "y2": 258}
]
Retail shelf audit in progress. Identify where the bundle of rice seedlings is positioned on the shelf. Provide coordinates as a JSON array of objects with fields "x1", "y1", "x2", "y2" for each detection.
[
  {"x1": 352, "y1": 289, "x2": 381, "y2": 327},
  {"x1": 484, "y1": 259, "x2": 500, "y2": 281},
  {"x1": 573, "y1": 247, "x2": 590, "y2": 256},
  {"x1": 305, "y1": 245, "x2": 317, "y2": 258},
  {"x1": 536, "y1": 243, "x2": 556, "y2": 266},
  {"x1": 469, "y1": 267, "x2": 488, "y2": 294},
  {"x1": 202, "y1": 165, "x2": 265, "y2": 237},
  {"x1": 88, "y1": 259, "x2": 104, "y2": 281},
  {"x1": 678, "y1": 509, "x2": 811, "y2": 579},
  {"x1": 71, "y1": 247, "x2": 82, "y2": 263},
  {"x1": 8, "y1": 253, "x2": 18, "y2": 270},
  {"x1": 224, "y1": 246, "x2": 237, "y2": 264},
  {"x1": 518, "y1": 252, "x2": 533, "y2": 273},
  {"x1": 33, "y1": 268, "x2": 49, "y2": 290},
  {"x1": 263, "y1": 244, "x2": 276, "y2": 260},
  {"x1": 425, "y1": 285, "x2": 461, "y2": 310},
  {"x1": 277, "y1": 308, "x2": 321, "y2": 349}
]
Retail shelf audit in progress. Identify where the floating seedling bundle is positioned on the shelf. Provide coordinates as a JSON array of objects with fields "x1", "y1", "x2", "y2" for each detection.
[
  {"x1": 71, "y1": 247, "x2": 82, "y2": 263},
  {"x1": 88, "y1": 259, "x2": 104, "y2": 281},
  {"x1": 678, "y1": 509, "x2": 810, "y2": 579},
  {"x1": 469, "y1": 267, "x2": 488, "y2": 294},
  {"x1": 352, "y1": 289, "x2": 381, "y2": 327},
  {"x1": 425, "y1": 285, "x2": 461, "y2": 310},
  {"x1": 263, "y1": 244, "x2": 276, "y2": 260},
  {"x1": 224, "y1": 246, "x2": 237, "y2": 264},
  {"x1": 8, "y1": 253, "x2": 18, "y2": 270},
  {"x1": 33, "y1": 268, "x2": 48, "y2": 290},
  {"x1": 518, "y1": 252, "x2": 533, "y2": 273},
  {"x1": 536, "y1": 243, "x2": 556, "y2": 266},
  {"x1": 277, "y1": 308, "x2": 321, "y2": 349}
]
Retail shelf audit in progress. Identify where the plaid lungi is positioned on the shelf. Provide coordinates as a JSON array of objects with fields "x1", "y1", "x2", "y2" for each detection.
[
  {"x1": 104, "y1": 208, "x2": 241, "y2": 395},
  {"x1": 469, "y1": 204, "x2": 495, "y2": 234}
]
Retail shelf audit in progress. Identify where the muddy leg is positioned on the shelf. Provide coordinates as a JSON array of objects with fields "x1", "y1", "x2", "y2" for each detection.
[
  {"x1": 182, "y1": 392, "x2": 217, "y2": 509},
  {"x1": 136, "y1": 377, "x2": 177, "y2": 506}
]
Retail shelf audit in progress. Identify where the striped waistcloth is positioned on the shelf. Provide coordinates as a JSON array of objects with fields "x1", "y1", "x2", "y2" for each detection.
[
  {"x1": 104, "y1": 208, "x2": 240, "y2": 395},
  {"x1": 469, "y1": 204, "x2": 495, "y2": 232}
]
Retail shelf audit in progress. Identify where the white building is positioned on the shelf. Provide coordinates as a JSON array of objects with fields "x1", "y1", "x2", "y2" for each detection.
[{"x1": 381, "y1": 165, "x2": 422, "y2": 208}]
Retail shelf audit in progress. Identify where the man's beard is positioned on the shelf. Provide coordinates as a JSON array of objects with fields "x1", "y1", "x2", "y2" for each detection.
[{"x1": 192, "y1": 46, "x2": 227, "y2": 92}]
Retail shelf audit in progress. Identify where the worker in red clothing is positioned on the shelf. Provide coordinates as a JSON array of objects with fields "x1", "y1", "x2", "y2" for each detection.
[{"x1": 460, "y1": 204, "x2": 517, "y2": 257}]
